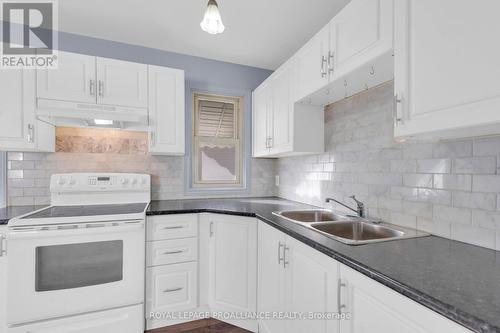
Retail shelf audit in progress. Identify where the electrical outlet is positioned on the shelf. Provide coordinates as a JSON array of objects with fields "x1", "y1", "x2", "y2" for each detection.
[{"x1": 275, "y1": 175, "x2": 280, "y2": 186}]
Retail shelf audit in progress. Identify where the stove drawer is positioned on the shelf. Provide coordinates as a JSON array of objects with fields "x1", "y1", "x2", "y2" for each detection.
[
  {"x1": 147, "y1": 214, "x2": 198, "y2": 241},
  {"x1": 146, "y1": 262, "x2": 198, "y2": 314},
  {"x1": 147, "y1": 238, "x2": 198, "y2": 266}
]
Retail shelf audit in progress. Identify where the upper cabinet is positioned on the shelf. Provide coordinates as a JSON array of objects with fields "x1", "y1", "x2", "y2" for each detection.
[
  {"x1": 96, "y1": 57, "x2": 148, "y2": 108},
  {"x1": 253, "y1": 0, "x2": 393, "y2": 157},
  {"x1": 295, "y1": 26, "x2": 330, "y2": 101},
  {"x1": 330, "y1": 0, "x2": 394, "y2": 79},
  {"x1": 37, "y1": 52, "x2": 96, "y2": 103},
  {"x1": 35, "y1": 51, "x2": 149, "y2": 129},
  {"x1": 253, "y1": 59, "x2": 324, "y2": 158},
  {"x1": 294, "y1": 0, "x2": 394, "y2": 105},
  {"x1": 0, "y1": 69, "x2": 54, "y2": 152},
  {"x1": 148, "y1": 65, "x2": 185, "y2": 155},
  {"x1": 394, "y1": 0, "x2": 500, "y2": 140}
]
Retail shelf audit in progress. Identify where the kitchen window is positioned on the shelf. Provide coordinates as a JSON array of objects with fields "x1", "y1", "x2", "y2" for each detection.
[{"x1": 191, "y1": 92, "x2": 242, "y2": 188}]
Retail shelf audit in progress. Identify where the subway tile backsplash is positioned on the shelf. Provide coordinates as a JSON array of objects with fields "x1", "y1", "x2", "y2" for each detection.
[
  {"x1": 277, "y1": 81, "x2": 500, "y2": 250},
  {"x1": 6, "y1": 152, "x2": 277, "y2": 206}
]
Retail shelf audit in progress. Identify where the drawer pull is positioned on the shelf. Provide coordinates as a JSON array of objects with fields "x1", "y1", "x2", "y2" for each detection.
[
  {"x1": 163, "y1": 250, "x2": 185, "y2": 255},
  {"x1": 163, "y1": 225, "x2": 185, "y2": 230},
  {"x1": 163, "y1": 287, "x2": 183, "y2": 293}
]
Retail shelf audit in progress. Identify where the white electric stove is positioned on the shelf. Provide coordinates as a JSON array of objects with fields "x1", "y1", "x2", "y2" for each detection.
[{"x1": 5, "y1": 173, "x2": 150, "y2": 333}]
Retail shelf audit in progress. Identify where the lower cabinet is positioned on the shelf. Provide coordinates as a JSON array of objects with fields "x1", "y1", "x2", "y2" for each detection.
[
  {"x1": 339, "y1": 264, "x2": 472, "y2": 333},
  {"x1": 145, "y1": 215, "x2": 472, "y2": 333},
  {"x1": 258, "y1": 222, "x2": 339, "y2": 333},
  {"x1": 206, "y1": 214, "x2": 258, "y2": 332},
  {"x1": 145, "y1": 214, "x2": 200, "y2": 330}
]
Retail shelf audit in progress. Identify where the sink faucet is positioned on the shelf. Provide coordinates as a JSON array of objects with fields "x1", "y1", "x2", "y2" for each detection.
[{"x1": 325, "y1": 195, "x2": 365, "y2": 218}]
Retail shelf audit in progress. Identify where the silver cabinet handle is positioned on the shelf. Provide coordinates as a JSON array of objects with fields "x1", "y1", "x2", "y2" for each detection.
[
  {"x1": 394, "y1": 94, "x2": 403, "y2": 124},
  {"x1": 98, "y1": 80, "x2": 104, "y2": 97},
  {"x1": 277, "y1": 242, "x2": 284, "y2": 265},
  {"x1": 328, "y1": 51, "x2": 334, "y2": 74},
  {"x1": 320, "y1": 55, "x2": 327, "y2": 77},
  {"x1": 283, "y1": 245, "x2": 290, "y2": 268},
  {"x1": 268, "y1": 137, "x2": 273, "y2": 148},
  {"x1": 337, "y1": 279, "x2": 347, "y2": 313},
  {"x1": 163, "y1": 287, "x2": 183, "y2": 293},
  {"x1": 210, "y1": 221, "x2": 214, "y2": 237},
  {"x1": 163, "y1": 225, "x2": 185, "y2": 230},
  {"x1": 89, "y1": 79, "x2": 95, "y2": 96},
  {"x1": 0, "y1": 235, "x2": 6, "y2": 257},
  {"x1": 150, "y1": 131, "x2": 155, "y2": 146},
  {"x1": 27, "y1": 123, "x2": 34, "y2": 143},
  {"x1": 163, "y1": 250, "x2": 185, "y2": 255}
]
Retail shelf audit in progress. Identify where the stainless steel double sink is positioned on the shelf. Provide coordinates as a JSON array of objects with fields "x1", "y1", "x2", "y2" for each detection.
[{"x1": 273, "y1": 209, "x2": 429, "y2": 245}]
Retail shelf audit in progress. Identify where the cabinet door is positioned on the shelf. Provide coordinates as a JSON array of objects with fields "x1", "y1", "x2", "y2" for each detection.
[
  {"x1": 339, "y1": 264, "x2": 472, "y2": 333},
  {"x1": 269, "y1": 61, "x2": 293, "y2": 155},
  {"x1": 148, "y1": 65, "x2": 185, "y2": 155},
  {"x1": 394, "y1": 0, "x2": 500, "y2": 138},
  {"x1": 0, "y1": 69, "x2": 54, "y2": 152},
  {"x1": 208, "y1": 214, "x2": 257, "y2": 331},
  {"x1": 0, "y1": 228, "x2": 5, "y2": 333},
  {"x1": 96, "y1": 57, "x2": 148, "y2": 108},
  {"x1": 330, "y1": 0, "x2": 393, "y2": 79},
  {"x1": 257, "y1": 222, "x2": 286, "y2": 333},
  {"x1": 284, "y1": 236, "x2": 339, "y2": 333},
  {"x1": 252, "y1": 82, "x2": 271, "y2": 157},
  {"x1": 37, "y1": 51, "x2": 96, "y2": 103},
  {"x1": 295, "y1": 25, "x2": 330, "y2": 101}
]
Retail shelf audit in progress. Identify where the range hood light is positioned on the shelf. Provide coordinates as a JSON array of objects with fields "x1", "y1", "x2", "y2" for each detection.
[{"x1": 94, "y1": 119, "x2": 114, "y2": 125}]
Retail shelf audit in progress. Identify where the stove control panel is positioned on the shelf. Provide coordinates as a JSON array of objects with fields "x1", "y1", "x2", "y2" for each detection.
[{"x1": 50, "y1": 173, "x2": 151, "y2": 192}]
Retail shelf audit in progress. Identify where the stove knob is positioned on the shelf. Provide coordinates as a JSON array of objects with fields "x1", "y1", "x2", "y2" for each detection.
[
  {"x1": 69, "y1": 179, "x2": 76, "y2": 186},
  {"x1": 57, "y1": 178, "x2": 66, "y2": 185},
  {"x1": 120, "y1": 178, "x2": 128, "y2": 185},
  {"x1": 131, "y1": 178, "x2": 138, "y2": 185},
  {"x1": 141, "y1": 178, "x2": 146, "y2": 185}
]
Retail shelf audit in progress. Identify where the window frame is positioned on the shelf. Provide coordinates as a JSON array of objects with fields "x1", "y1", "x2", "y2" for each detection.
[{"x1": 191, "y1": 92, "x2": 243, "y2": 188}]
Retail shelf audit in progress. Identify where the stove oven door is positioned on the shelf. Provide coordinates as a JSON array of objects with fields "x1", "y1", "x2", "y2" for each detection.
[{"x1": 5, "y1": 220, "x2": 145, "y2": 326}]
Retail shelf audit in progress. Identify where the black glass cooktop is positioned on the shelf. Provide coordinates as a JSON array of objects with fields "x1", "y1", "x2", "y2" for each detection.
[{"x1": 22, "y1": 203, "x2": 149, "y2": 219}]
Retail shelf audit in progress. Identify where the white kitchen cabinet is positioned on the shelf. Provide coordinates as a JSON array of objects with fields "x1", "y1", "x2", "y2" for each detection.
[
  {"x1": 0, "y1": 69, "x2": 54, "y2": 152},
  {"x1": 148, "y1": 65, "x2": 185, "y2": 155},
  {"x1": 145, "y1": 214, "x2": 199, "y2": 330},
  {"x1": 36, "y1": 52, "x2": 149, "y2": 121},
  {"x1": 252, "y1": 60, "x2": 324, "y2": 158},
  {"x1": 252, "y1": 81, "x2": 272, "y2": 157},
  {"x1": 257, "y1": 221, "x2": 285, "y2": 333},
  {"x1": 295, "y1": 25, "x2": 330, "y2": 102},
  {"x1": 330, "y1": 0, "x2": 393, "y2": 79},
  {"x1": 37, "y1": 51, "x2": 96, "y2": 103},
  {"x1": 339, "y1": 264, "x2": 472, "y2": 333},
  {"x1": 0, "y1": 227, "x2": 6, "y2": 333},
  {"x1": 207, "y1": 214, "x2": 257, "y2": 332},
  {"x1": 394, "y1": 0, "x2": 500, "y2": 140},
  {"x1": 97, "y1": 57, "x2": 148, "y2": 108},
  {"x1": 258, "y1": 222, "x2": 339, "y2": 333}
]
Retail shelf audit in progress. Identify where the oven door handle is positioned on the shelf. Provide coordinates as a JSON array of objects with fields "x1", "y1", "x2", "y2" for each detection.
[{"x1": 7, "y1": 220, "x2": 144, "y2": 239}]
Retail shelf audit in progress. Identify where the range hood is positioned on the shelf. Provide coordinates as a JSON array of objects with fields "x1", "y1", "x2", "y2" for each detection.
[{"x1": 36, "y1": 98, "x2": 149, "y2": 130}]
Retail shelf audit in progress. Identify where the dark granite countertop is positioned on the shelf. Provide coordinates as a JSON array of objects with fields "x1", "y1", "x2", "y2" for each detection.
[
  {"x1": 148, "y1": 197, "x2": 500, "y2": 333},
  {"x1": 0, "y1": 205, "x2": 48, "y2": 225}
]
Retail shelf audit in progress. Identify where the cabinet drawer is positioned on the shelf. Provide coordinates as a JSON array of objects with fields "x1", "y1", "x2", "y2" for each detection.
[
  {"x1": 147, "y1": 214, "x2": 198, "y2": 241},
  {"x1": 146, "y1": 262, "x2": 198, "y2": 313},
  {"x1": 147, "y1": 238, "x2": 198, "y2": 267}
]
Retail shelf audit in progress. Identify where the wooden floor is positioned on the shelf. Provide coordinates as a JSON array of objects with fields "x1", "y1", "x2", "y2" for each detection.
[{"x1": 146, "y1": 319, "x2": 251, "y2": 333}]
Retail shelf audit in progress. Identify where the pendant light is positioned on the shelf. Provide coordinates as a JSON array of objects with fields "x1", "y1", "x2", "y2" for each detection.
[{"x1": 200, "y1": 0, "x2": 225, "y2": 34}]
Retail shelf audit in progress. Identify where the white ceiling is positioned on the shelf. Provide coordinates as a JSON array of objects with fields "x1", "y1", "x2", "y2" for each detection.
[{"x1": 58, "y1": 0, "x2": 350, "y2": 70}]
